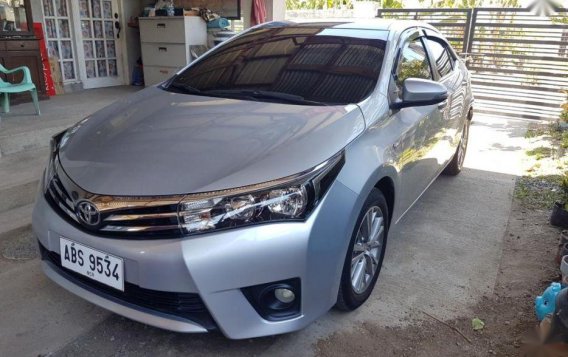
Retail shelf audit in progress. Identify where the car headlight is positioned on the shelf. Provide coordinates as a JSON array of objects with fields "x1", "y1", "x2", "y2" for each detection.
[{"x1": 177, "y1": 152, "x2": 344, "y2": 235}]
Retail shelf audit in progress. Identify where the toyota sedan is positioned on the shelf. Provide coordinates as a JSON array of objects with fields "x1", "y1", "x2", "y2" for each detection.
[{"x1": 33, "y1": 20, "x2": 473, "y2": 339}]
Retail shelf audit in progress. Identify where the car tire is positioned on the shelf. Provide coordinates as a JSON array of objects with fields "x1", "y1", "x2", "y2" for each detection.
[
  {"x1": 336, "y1": 188, "x2": 389, "y2": 311},
  {"x1": 443, "y1": 116, "x2": 471, "y2": 176}
]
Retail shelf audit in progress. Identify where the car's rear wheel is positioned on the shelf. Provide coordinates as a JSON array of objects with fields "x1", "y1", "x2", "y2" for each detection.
[
  {"x1": 443, "y1": 117, "x2": 471, "y2": 176},
  {"x1": 336, "y1": 188, "x2": 389, "y2": 311}
]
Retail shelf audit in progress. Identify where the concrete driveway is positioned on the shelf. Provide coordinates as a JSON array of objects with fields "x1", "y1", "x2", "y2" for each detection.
[{"x1": 0, "y1": 93, "x2": 528, "y2": 356}]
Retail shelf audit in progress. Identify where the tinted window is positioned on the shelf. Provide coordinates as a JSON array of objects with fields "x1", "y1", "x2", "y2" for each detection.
[
  {"x1": 395, "y1": 38, "x2": 432, "y2": 88},
  {"x1": 425, "y1": 38, "x2": 454, "y2": 78},
  {"x1": 167, "y1": 26, "x2": 388, "y2": 105}
]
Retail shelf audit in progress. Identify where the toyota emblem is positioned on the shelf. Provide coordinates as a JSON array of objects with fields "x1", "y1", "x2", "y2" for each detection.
[{"x1": 76, "y1": 200, "x2": 100, "y2": 226}]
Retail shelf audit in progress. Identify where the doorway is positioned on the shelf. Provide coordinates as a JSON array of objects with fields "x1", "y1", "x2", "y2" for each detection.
[{"x1": 42, "y1": 0, "x2": 125, "y2": 89}]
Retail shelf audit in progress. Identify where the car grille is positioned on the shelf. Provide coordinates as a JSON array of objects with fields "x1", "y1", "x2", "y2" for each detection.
[
  {"x1": 45, "y1": 158, "x2": 185, "y2": 238},
  {"x1": 39, "y1": 243, "x2": 217, "y2": 330}
]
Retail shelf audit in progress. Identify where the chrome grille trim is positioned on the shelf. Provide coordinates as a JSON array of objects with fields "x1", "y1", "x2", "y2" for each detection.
[
  {"x1": 104, "y1": 212, "x2": 179, "y2": 221},
  {"x1": 100, "y1": 224, "x2": 181, "y2": 233},
  {"x1": 44, "y1": 157, "x2": 184, "y2": 238}
]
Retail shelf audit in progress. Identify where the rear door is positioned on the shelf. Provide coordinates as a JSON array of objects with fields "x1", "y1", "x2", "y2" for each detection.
[{"x1": 389, "y1": 30, "x2": 446, "y2": 213}]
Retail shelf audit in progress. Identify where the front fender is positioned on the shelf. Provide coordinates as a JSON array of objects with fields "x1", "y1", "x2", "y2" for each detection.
[{"x1": 337, "y1": 116, "x2": 402, "y2": 226}]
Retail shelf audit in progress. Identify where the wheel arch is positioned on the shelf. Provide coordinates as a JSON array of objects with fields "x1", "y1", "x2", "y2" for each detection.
[{"x1": 374, "y1": 176, "x2": 395, "y2": 228}]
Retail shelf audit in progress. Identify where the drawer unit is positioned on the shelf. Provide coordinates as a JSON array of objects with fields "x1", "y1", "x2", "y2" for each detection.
[
  {"x1": 6, "y1": 40, "x2": 39, "y2": 51},
  {"x1": 141, "y1": 43, "x2": 187, "y2": 67},
  {"x1": 143, "y1": 66, "x2": 179, "y2": 86},
  {"x1": 139, "y1": 16, "x2": 207, "y2": 86},
  {"x1": 140, "y1": 18, "x2": 186, "y2": 44}
]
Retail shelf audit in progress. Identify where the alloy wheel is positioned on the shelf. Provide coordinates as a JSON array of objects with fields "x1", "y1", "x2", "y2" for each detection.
[{"x1": 350, "y1": 206, "x2": 385, "y2": 294}]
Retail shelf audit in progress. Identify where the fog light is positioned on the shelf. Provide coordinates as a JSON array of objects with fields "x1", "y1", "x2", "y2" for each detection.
[
  {"x1": 274, "y1": 288, "x2": 295, "y2": 304},
  {"x1": 242, "y1": 278, "x2": 301, "y2": 321}
]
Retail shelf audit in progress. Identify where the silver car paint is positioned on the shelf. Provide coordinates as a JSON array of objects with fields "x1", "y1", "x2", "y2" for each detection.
[
  {"x1": 58, "y1": 89, "x2": 365, "y2": 196},
  {"x1": 33, "y1": 20, "x2": 474, "y2": 339}
]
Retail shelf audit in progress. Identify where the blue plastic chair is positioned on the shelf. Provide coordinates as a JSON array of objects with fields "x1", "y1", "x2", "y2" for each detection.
[{"x1": 0, "y1": 64, "x2": 41, "y2": 115}]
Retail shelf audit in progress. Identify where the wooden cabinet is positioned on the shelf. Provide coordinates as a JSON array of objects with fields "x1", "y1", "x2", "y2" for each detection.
[
  {"x1": 139, "y1": 16, "x2": 207, "y2": 86},
  {"x1": 0, "y1": 0, "x2": 47, "y2": 104},
  {"x1": 0, "y1": 38, "x2": 47, "y2": 104}
]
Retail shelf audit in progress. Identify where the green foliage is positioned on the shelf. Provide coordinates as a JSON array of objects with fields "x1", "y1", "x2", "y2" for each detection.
[
  {"x1": 421, "y1": 0, "x2": 521, "y2": 8},
  {"x1": 526, "y1": 146, "x2": 554, "y2": 160},
  {"x1": 514, "y1": 175, "x2": 564, "y2": 209},
  {"x1": 562, "y1": 172, "x2": 568, "y2": 194},
  {"x1": 286, "y1": 0, "x2": 353, "y2": 10},
  {"x1": 382, "y1": 0, "x2": 404, "y2": 9},
  {"x1": 561, "y1": 90, "x2": 568, "y2": 124},
  {"x1": 397, "y1": 59, "x2": 431, "y2": 86}
]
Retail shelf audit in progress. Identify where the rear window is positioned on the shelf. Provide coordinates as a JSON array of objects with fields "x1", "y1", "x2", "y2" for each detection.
[{"x1": 166, "y1": 26, "x2": 388, "y2": 105}]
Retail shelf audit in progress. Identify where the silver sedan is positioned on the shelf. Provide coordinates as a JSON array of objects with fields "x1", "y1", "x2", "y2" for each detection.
[{"x1": 33, "y1": 20, "x2": 473, "y2": 339}]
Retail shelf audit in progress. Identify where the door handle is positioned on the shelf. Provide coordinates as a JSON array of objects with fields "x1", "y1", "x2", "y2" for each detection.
[
  {"x1": 438, "y1": 100, "x2": 448, "y2": 110},
  {"x1": 114, "y1": 13, "x2": 121, "y2": 39}
]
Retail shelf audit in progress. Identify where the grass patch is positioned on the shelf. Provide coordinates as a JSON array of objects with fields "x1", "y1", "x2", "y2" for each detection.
[
  {"x1": 514, "y1": 175, "x2": 563, "y2": 209},
  {"x1": 526, "y1": 146, "x2": 554, "y2": 160},
  {"x1": 562, "y1": 131, "x2": 568, "y2": 149},
  {"x1": 524, "y1": 123, "x2": 562, "y2": 140}
]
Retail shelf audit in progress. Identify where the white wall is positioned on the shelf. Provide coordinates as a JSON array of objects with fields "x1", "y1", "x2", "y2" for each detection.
[{"x1": 266, "y1": 0, "x2": 286, "y2": 21}]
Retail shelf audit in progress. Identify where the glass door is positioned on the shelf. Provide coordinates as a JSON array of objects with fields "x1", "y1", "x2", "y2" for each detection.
[
  {"x1": 72, "y1": 0, "x2": 124, "y2": 88},
  {"x1": 42, "y1": 0, "x2": 78, "y2": 82}
]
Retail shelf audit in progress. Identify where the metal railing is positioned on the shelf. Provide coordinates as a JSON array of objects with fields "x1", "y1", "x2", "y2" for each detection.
[
  {"x1": 378, "y1": 7, "x2": 568, "y2": 121},
  {"x1": 377, "y1": 8, "x2": 472, "y2": 53}
]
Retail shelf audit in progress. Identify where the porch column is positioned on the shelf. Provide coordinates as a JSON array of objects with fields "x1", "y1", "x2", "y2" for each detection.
[
  {"x1": 242, "y1": 0, "x2": 286, "y2": 29},
  {"x1": 266, "y1": 0, "x2": 286, "y2": 21}
]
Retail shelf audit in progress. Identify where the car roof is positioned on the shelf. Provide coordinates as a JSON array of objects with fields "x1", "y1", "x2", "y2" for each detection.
[{"x1": 259, "y1": 19, "x2": 438, "y2": 33}]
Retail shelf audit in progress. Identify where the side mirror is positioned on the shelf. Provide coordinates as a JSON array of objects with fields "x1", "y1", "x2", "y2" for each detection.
[{"x1": 390, "y1": 78, "x2": 448, "y2": 110}]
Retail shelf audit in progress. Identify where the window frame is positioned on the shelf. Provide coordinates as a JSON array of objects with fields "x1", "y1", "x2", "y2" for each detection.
[
  {"x1": 422, "y1": 33, "x2": 458, "y2": 81},
  {"x1": 389, "y1": 29, "x2": 435, "y2": 103}
]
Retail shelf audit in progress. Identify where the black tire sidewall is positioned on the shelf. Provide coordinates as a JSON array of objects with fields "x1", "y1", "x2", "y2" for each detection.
[
  {"x1": 443, "y1": 119, "x2": 470, "y2": 176},
  {"x1": 338, "y1": 188, "x2": 389, "y2": 310}
]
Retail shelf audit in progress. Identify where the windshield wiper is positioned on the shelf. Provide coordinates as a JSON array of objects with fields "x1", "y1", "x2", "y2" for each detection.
[
  {"x1": 203, "y1": 89, "x2": 328, "y2": 106},
  {"x1": 165, "y1": 82, "x2": 203, "y2": 95}
]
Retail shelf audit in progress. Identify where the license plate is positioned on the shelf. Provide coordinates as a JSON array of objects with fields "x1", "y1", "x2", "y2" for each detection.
[{"x1": 59, "y1": 237, "x2": 124, "y2": 291}]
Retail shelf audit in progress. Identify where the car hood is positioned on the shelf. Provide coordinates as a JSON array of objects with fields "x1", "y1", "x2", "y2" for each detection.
[{"x1": 58, "y1": 87, "x2": 365, "y2": 196}]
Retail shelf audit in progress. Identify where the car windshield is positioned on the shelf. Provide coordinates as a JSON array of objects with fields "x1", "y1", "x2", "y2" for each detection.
[{"x1": 165, "y1": 25, "x2": 389, "y2": 106}]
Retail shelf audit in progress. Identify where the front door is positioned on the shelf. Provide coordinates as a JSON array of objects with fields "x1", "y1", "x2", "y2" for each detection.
[
  {"x1": 72, "y1": 0, "x2": 124, "y2": 88},
  {"x1": 391, "y1": 34, "x2": 446, "y2": 213}
]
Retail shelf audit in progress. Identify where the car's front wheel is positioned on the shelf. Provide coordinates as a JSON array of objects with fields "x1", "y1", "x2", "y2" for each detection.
[{"x1": 336, "y1": 188, "x2": 389, "y2": 311}]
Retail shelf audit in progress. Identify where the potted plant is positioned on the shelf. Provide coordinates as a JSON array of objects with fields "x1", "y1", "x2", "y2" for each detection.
[{"x1": 551, "y1": 173, "x2": 568, "y2": 228}]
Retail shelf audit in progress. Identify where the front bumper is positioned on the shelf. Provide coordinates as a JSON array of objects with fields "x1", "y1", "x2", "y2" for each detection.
[{"x1": 32, "y1": 180, "x2": 360, "y2": 339}]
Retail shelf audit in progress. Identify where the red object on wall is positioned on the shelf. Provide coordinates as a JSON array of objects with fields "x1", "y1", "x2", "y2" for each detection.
[
  {"x1": 33, "y1": 23, "x2": 56, "y2": 97},
  {"x1": 251, "y1": 0, "x2": 267, "y2": 26}
]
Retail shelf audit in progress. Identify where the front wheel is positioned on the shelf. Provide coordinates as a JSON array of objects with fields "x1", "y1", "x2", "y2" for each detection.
[{"x1": 335, "y1": 188, "x2": 389, "y2": 311}]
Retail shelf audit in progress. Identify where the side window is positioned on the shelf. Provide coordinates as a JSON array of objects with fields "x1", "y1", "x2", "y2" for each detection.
[
  {"x1": 395, "y1": 38, "x2": 432, "y2": 89},
  {"x1": 425, "y1": 38, "x2": 454, "y2": 79}
]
